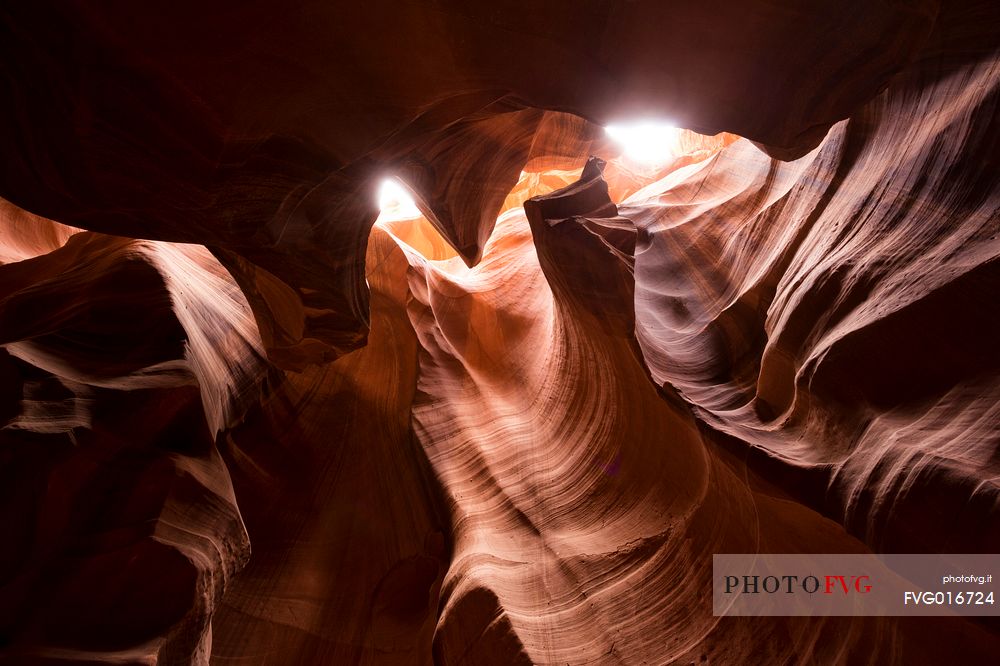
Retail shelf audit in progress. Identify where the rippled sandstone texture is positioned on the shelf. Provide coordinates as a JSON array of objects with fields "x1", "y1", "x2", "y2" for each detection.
[{"x1": 1, "y1": 0, "x2": 999, "y2": 664}]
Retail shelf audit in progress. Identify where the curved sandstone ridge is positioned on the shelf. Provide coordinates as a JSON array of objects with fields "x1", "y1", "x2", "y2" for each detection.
[
  {"x1": 1, "y1": 0, "x2": 999, "y2": 664},
  {"x1": 0, "y1": 234, "x2": 263, "y2": 662}
]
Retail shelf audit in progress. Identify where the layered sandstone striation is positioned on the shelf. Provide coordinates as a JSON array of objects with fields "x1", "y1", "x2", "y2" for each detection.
[{"x1": 1, "y1": 0, "x2": 998, "y2": 664}]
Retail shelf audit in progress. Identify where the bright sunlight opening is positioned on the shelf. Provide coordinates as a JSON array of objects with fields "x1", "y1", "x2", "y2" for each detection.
[
  {"x1": 377, "y1": 178, "x2": 421, "y2": 220},
  {"x1": 605, "y1": 122, "x2": 682, "y2": 165}
]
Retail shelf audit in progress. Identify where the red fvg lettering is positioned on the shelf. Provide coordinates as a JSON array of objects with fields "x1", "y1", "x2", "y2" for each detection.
[{"x1": 824, "y1": 575, "x2": 872, "y2": 594}]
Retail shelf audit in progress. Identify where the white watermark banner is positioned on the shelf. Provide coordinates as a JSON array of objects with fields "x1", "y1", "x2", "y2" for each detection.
[{"x1": 713, "y1": 553, "x2": 999, "y2": 616}]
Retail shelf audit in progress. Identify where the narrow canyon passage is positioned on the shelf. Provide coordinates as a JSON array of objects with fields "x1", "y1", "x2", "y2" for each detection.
[{"x1": 1, "y1": 1, "x2": 999, "y2": 664}]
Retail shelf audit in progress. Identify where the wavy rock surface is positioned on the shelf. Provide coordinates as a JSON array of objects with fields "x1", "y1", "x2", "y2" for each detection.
[
  {"x1": 0, "y1": 232, "x2": 264, "y2": 662},
  {"x1": 1, "y1": 0, "x2": 999, "y2": 664},
  {"x1": 624, "y1": 14, "x2": 1000, "y2": 555}
]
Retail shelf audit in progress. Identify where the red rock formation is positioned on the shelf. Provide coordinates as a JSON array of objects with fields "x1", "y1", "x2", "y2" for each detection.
[
  {"x1": 1, "y1": 0, "x2": 999, "y2": 664},
  {"x1": 0, "y1": 233, "x2": 262, "y2": 662}
]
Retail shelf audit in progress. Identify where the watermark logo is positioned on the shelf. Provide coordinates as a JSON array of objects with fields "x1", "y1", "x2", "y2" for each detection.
[{"x1": 713, "y1": 554, "x2": 998, "y2": 616}]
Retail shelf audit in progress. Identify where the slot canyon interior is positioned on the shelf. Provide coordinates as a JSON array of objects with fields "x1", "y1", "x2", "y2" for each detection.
[{"x1": 1, "y1": 1, "x2": 999, "y2": 664}]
